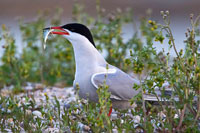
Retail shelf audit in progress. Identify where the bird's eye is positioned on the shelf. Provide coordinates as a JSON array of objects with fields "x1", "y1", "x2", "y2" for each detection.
[{"x1": 70, "y1": 28, "x2": 75, "y2": 31}]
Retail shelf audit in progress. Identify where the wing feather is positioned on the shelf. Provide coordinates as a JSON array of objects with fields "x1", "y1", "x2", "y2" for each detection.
[{"x1": 91, "y1": 68, "x2": 141, "y2": 100}]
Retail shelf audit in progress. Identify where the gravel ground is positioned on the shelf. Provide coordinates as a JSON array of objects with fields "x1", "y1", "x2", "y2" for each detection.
[
  {"x1": 1, "y1": 83, "x2": 199, "y2": 132},
  {"x1": 0, "y1": 83, "x2": 142, "y2": 132}
]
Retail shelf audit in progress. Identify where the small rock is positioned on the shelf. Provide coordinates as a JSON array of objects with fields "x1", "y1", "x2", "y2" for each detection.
[
  {"x1": 7, "y1": 118, "x2": 13, "y2": 123},
  {"x1": 32, "y1": 110, "x2": 42, "y2": 118},
  {"x1": 112, "y1": 129, "x2": 118, "y2": 133},
  {"x1": 35, "y1": 83, "x2": 44, "y2": 90},
  {"x1": 174, "y1": 114, "x2": 178, "y2": 119},
  {"x1": 54, "y1": 81, "x2": 67, "y2": 88},
  {"x1": 133, "y1": 115, "x2": 141, "y2": 123},
  {"x1": 111, "y1": 113, "x2": 118, "y2": 120},
  {"x1": 64, "y1": 103, "x2": 71, "y2": 109},
  {"x1": 24, "y1": 86, "x2": 33, "y2": 91},
  {"x1": 84, "y1": 125, "x2": 90, "y2": 131},
  {"x1": 20, "y1": 128, "x2": 26, "y2": 133},
  {"x1": 26, "y1": 110, "x2": 32, "y2": 115},
  {"x1": 74, "y1": 103, "x2": 83, "y2": 109},
  {"x1": 8, "y1": 85, "x2": 14, "y2": 90},
  {"x1": 7, "y1": 109, "x2": 11, "y2": 113},
  {"x1": 78, "y1": 122, "x2": 90, "y2": 131},
  {"x1": 4, "y1": 129, "x2": 12, "y2": 132},
  {"x1": 44, "y1": 128, "x2": 59, "y2": 133},
  {"x1": 0, "y1": 89, "x2": 12, "y2": 97}
]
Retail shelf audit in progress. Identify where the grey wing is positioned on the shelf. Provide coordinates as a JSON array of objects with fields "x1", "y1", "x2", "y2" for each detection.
[{"x1": 91, "y1": 68, "x2": 141, "y2": 100}]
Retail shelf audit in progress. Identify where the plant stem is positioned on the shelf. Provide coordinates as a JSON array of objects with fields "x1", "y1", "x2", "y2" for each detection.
[
  {"x1": 191, "y1": 15, "x2": 200, "y2": 123},
  {"x1": 194, "y1": 103, "x2": 200, "y2": 121},
  {"x1": 176, "y1": 103, "x2": 186, "y2": 131},
  {"x1": 140, "y1": 75, "x2": 147, "y2": 128},
  {"x1": 194, "y1": 79, "x2": 200, "y2": 122},
  {"x1": 165, "y1": 27, "x2": 180, "y2": 59},
  {"x1": 187, "y1": 105, "x2": 197, "y2": 117}
]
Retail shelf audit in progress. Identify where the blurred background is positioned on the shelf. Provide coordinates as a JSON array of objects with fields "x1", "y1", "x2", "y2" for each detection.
[{"x1": 1, "y1": 0, "x2": 200, "y2": 57}]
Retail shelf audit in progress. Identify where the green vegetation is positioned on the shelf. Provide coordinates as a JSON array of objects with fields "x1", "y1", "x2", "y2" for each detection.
[{"x1": 0, "y1": 1, "x2": 199, "y2": 132}]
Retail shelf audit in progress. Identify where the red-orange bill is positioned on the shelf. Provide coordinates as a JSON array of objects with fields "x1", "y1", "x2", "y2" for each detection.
[
  {"x1": 44, "y1": 26, "x2": 69, "y2": 35},
  {"x1": 43, "y1": 26, "x2": 69, "y2": 49}
]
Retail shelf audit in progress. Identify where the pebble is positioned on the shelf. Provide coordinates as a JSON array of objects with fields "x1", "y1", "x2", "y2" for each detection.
[
  {"x1": 111, "y1": 113, "x2": 118, "y2": 120},
  {"x1": 44, "y1": 128, "x2": 59, "y2": 133},
  {"x1": 77, "y1": 122, "x2": 91, "y2": 131},
  {"x1": 34, "y1": 83, "x2": 45, "y2": 90},
  {"x1": 32, "y1": 110, "x2": 42, "y2": 118},
  {"x1": 64, "y1": 103, "x2": 71, "y2": 109},
  {"x1": 133, "y1": 115, "x2": 141, "y2": 123},
  {"x1": 24, "y1": 85, "x2": 33, "y2": 91},
  {"x1": 7, "y1": 118, "x2": 13, "y2": 124},
  {"x1": 112, "y1": 129, "x2": 118, "y2": 133},
  {"x1": 7, "y1": 109, "x2": 11, "y2": 113},
  {"x1": 4, "y1": 129, "x2": 12, "y2": 132},
  {"x1": 26, "y1": 110, "x2": 32, "y2": 115},
  {"x1": 174, "y1": 114, "x2": 178, "y2": 119}
]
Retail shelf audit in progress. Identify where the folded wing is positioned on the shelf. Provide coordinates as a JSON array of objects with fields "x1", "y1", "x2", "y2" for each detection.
[{"x1": 91, "y1": 68, "x2": 141, "y2": 100}]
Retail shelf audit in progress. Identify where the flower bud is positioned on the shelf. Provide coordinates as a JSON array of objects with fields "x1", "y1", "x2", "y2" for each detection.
[
  {"x1": 101, "y1": 8, "x2": 106, "y2": 13},
  {"x1": 117, "y1": 8, "x2": 122, "y2": 13},
  {"x1": 185, "y1": 32, "x2": 188, "y2": 37},
  {"x1": 187, "y1": 28, "x2": 190, "y2": 33},
  {"x1": 160, "y1": 11, "x2": 164, "y2": 16},
  {"x1": 195, "y1": 66, "x2": 200, "y2": 73},
  {"x1": 190, "y1": 14, "x2": 194, "y2": 20},
  {"x1": 108, "y1": 13, "x2": 115, "y2": 21},
  {"x1": 163, "y1": 15, "x2": 167, "y2": 19},
  {"x1": 165, "y1": 10, "x2": 169, "y2": 15},
  {"x1": 148, "y1": 20, "x2": 153, "y2": 24},
  {"x1": 179, "y1": 49, "x2": 183, "y2": 56}
]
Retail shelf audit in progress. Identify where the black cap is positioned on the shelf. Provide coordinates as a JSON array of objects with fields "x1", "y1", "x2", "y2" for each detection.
[{"x1": 61, "y1": 23, "x2": 95, "y2": 47}]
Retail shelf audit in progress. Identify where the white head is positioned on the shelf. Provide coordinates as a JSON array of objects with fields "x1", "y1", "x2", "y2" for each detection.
[
  {"x1": 43, "y1": 23, "x2": 107, "y2": 73},
  {"x1": 43, "y1": 23, "x2": 96, "y2": 48}
]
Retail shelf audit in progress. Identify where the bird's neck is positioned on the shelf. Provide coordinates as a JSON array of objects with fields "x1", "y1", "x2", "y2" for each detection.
[{"x1": 70, "y1": 38, "x2": 106, "y2": 76}]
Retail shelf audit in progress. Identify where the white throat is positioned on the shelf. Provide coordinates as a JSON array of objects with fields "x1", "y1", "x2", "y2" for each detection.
[{"x1": 68, "y1": 36, "x2": 107, "y2": 78}]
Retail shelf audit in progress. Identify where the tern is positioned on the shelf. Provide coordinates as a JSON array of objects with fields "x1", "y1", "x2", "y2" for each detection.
[{"x1": 43, "y1": 23, "x2": 141, "y2": 113}]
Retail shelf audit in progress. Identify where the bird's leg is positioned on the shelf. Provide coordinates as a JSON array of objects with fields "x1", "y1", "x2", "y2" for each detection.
[
  {"x1": 98, "y1": 106, "x2": 112, "y2": 119},
  {"x1": 108, "y1": 106, "x2": 112, "y2": 117}
]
